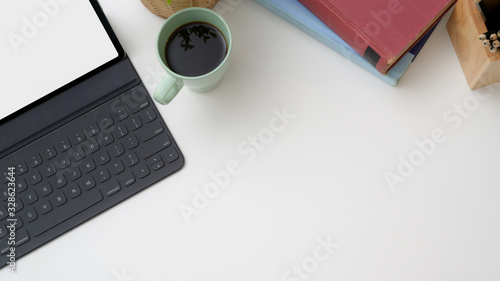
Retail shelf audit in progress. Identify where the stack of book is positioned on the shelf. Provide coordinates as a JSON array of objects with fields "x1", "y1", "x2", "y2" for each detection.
[{"x1": 252, "y1": 0, "x2": 456, "y2": 86}]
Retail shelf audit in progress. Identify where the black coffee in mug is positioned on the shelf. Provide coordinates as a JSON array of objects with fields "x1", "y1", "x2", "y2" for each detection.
[{"x1": 165, "y1": 21, "x2": 227, "y2": 77}]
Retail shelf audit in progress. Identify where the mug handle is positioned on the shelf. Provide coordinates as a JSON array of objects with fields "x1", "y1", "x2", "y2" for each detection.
[{"x1": 153, "y1": 74, "x2": 184, "y2": 105}]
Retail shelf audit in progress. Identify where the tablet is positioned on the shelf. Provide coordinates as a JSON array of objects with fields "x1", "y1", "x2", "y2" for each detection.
[{"x1": 0, "y1": 0, "x2": 124, "y2": 124}]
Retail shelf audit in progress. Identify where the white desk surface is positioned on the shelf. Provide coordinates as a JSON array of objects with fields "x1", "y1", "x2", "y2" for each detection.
[{"x1": 2, "y1": 1, "x2": 500, "y2": 280}]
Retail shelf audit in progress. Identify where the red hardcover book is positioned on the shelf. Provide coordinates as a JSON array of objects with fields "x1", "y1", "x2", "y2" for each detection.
[{"x1": 298, "y1": 0, "x2": 456, "y2": 75}]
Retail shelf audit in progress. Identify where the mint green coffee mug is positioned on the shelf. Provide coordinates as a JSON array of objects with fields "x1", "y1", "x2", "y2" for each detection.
[{"x1": 154, "y1": 8, "x2": 232, "y2": 105}]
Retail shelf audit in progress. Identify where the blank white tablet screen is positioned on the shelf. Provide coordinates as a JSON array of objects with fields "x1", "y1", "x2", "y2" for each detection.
[{"x1": 0, "y1": 0, "x2": 119, "y2": 121}]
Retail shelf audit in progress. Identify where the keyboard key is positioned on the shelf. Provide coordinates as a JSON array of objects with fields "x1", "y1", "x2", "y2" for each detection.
[
  {"x1": 132, "y1": 163, "x2": 150, "y2": 179},
  {"x1": 0, "y1": 240, "x2": 9, "y2": 255},
  {"x1": 117, "y1": 171, "x2": 135, "y2": 187},
  {"x1": 115, "y1": 107, "x2": 128, "y2": 121},
  {"x1": 16, "y1": 178, "x2": 28, "y2": 193},
  {"x1": 164, "y1": 147, "x2": 180, "y2": 163},
  {"x1": 13, "y1": 217, "x2": 23, "y2": 229},
  {"x1": 50, "y1": 174, "x2": 67, "y2": 189},
  {"x1": 95, "y1": 151, "x2": 110, "y2": 166},
  {"x1": 81, "y1": 158, "x2": 96, "y2": 173},
  {"x1": 81, "y1": 140, "x2": 99, "y2": 154},
  {"x1": 41, "y1": 146, "x2": 57, "y2": 160},
  {"x1": 130, "y1": 95, "x2": 149, "y2": 113},
  {"x1": 36, "y1": 183, "x2": 52, "y2": 197},
  {"x1": 53, "y1": 155, "x2": 71, "y2": 170},
  {"x1": 52, "y1": 192, "x2": 67, "y2": 207},
  {"x1": 56, "y1": 138, "x2": 71, "y2": 152},
  {"x1": 79, "y1": 176, "x2": 96, "y2": 191},
  {"x1": 68, "y1": 147, "x2": 85, "y2": 162},
  {"x1": 69, "y1": 130, "x2": 86, "y2": 145},
  {"x1": 100, "y1": 180, "x2": 121, "y2": 197},
  {"x1": 139, "y1": 121, "x2": 164, "y2": 142},
  {"x1": 109, "y1": 143, "x2": 125, "y2": 158},
  {"x1": 22, "y1": 190, "x2": 38, "y2": 205},
  {"x1": 15, "y1": 161, "x2": 28, "y2": 175},
  {"x1": 101, "y1": 133, "x2": 114, "y2": 146},
  {"x1": 147, "y1": 155, "x2": 162, "y2": 166},
  {"x1": 67, "y1": 184, "x2": 82, "y2": 199},
  {"x1": 15, "y1": 229, "x2": 30, "y2": 247},
  {"x1": 31, "y1": 189, "x2": 103, "y2": 237},
  {"x1": 123, "y1": 135, "x2": 139, "y2": 150},
  {"x1": 36, "y1": 200, "x2": 53, "y2": 215},
  {"x1": 21, "y1": 208, "x2": 38, "y2": 223},
  {"x1": 12, "y1": 199, "x2": 24, "y2": 212},
  {"x1": 84, "y1": 123, "x2": 100, "y2": 137},
  {"x1": 138, "y1": 135, "x2": 171, "y2": 159},
  {"x1": 147, "y1": 154, "x2": 164, "y2": 171},
  {"x1": 0, "y1": 238, "x2": 10, "y2": 255},
  {"x1": 0, "y1": 190, "x2": 8, "y2": 201},
  {"x1": 127, "y1": 117, "x2": 142, "y2": 131},
  {"x1": 65, "y1": 167, "x2": 82, "y2": 182},
  {"x1": 26, "y1": 171, "x2": 42, "y2": 186},
  {"x1": 109, "y1": 160, "x2": 124, "y2": 175},
  {"x1": 41, "y1": 163, "x2": 56, "y2": 178},
  {"x1": 114, "y1": 124, "x2": 128, "y2": 139},
  {"x1": 0, "y1": 207, "x2": 7, "y2": 221},
  {"x1": 2, "y1": 170, "x2": 9, "y2": 184},
  {"x1": 0, "y1": 225, "x2": 7, "y2": 239},
  {"x1": 151, "y1": 160, "x2": 165, "y2": 171},
  {"x1": 99, "y1": 116, "x2": 114, "y2": 130},
  {"x1": 140, "y1": 108, "x2": 157, "y2": 123},
  {"x1": 29, "y1": 154, "x2": 43, "y2": 168},
  {"x1": 123, "y1": 153, "x2": 139, "y2": 167},
  {"x1": 95, "y1": 168, "x2": 110, "y2": 183}
]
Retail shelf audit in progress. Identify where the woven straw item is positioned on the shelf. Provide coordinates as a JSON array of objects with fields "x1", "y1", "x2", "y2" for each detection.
[{"x1": 140, "y1": 0, "x2": 219, "y2": 18}]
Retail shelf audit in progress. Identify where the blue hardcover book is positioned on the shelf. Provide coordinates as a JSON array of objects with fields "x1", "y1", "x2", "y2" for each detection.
[{"x1": 252, "y1": 0, "x2": 435, "y2": 86}]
